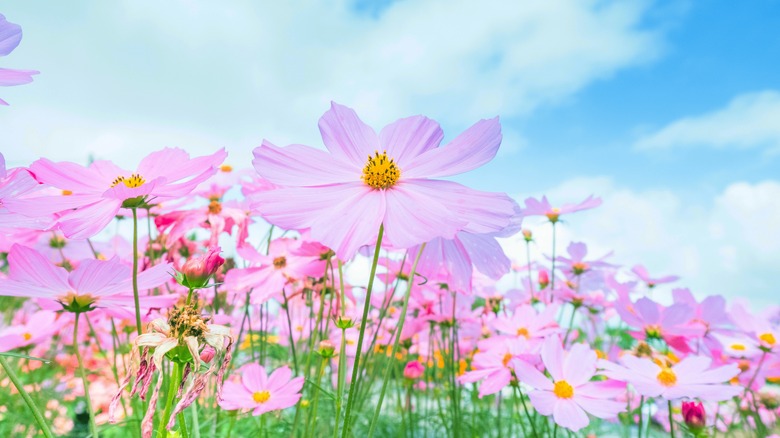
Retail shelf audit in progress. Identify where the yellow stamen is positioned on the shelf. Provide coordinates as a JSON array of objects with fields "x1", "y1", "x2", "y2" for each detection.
[
  {"x1": 553, "y1": 380, "x2": 574, "y2": 399},
  {"x1": 516, "y1": 327, "x2": 529, "y2": 338},
  {"x1": 61, "y1": 190, "x2": 73, "y2": 196},
  {"x1": 731, "y1": 343, "x2": 746, "y2": 351},
  {"x1": 273, "y1": 256, "x2": 287, "y2": 269},
  {"x1": 361, "y1": 151, "x2": 400, "y2": 190},
  {"x1": 502, "y1": 353, "x2": 513, "y2": 367},
  {"x1": 252, "y1": 390, "x2": 271, "y2": 403},
  {"x1": 23, "y1": 333, "x2": 32, "y2": 341},
  {"x1": 111, "y1": 173, "x2": 146, "y2": 188},
  {"x1": 760, "y1": 333, "x2": 776, "y2": 346},
  {"x1": 208, "y1": 200, "x2": 222, "y2": 214},
  {"x1": 657, "y1": 367, "x2": 677, "y2": 387},
  {"x1": 220, "y1": 164, "x2": 233, "y2": 172}
]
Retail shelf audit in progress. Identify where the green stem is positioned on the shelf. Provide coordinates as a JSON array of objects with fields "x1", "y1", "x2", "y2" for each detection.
[
  {"x1": 367, "y1": 243, "x2": 426, "y2": 437},
  {"x1": 550, "y1": 221, "x2": 557, "y2": 291},
  {"x1": 668, "y1": 400, "x2": 675, "y2": 438},
  {"x1": 333, "y1": 260, "x2": 348, "y2": 438},
  {"x1": 74, "y1": 313, "x2": 99, "y2": 438},
  {"x1": 160, "y1": 362, "x2": 182, "y2": 438},
  {"x1": 185, "y1": 287, "x2": 195, "y2": 306},
  {"x1": 516, "y1": 384, "x2": 538, "y2": 438},
  {"x1": 281, "y1": 288, "x2": 299, "y2": 374},
  {"x1": 191, "y1": 401, "x2": 200, "y2": 438},
  {"x1": 0, "y1": 355, "x2": 54, "y2": 438},
  {"x1": 562, "y1": 304, "x2": 578, "y2": 346},
  {"x1": 638, "y1": 395, "x2": 644, "y2": 438},
  {"x1": 131, "y1": 207, "x2": 142, "y2": 336},
  {"x1": 306, "y1": 357, "x2": 329, "y2": 437},
  {"x1": 342, "y1": 224, "x2": 385, "y2": 437}
]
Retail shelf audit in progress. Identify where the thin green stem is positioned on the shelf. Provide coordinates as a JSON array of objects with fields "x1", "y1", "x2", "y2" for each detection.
[
  {"x1": 668, "y1": 400, "x2": 675, "y2": 438},
  {"x1": 367, "y1": 243, "x2": 426, "y2": 437},
  {"x1": 550, "y1": 221, "x2": 557, "y2": 291},
  {"x1": 638, "y1": 395, "x2": 644, "y2": 438},
  {"x1": 305, "y1": 357, "x2": 328, "y2": 437},
  {"x1": 342, "y1": 224, "x2": 385, "y2": 437},
  {"x1": 333, "y1": 260, "x2": 348, "y2": 438},
  {"x1": 74, "y1": 313, "x2": 99, "y2": 438},
  {"x1": 0, "y1": 355, "x2": 54, "y2": 438},
  {"x1": 160, "y1": 361, "x2": 182, "y2": 438},
  {"x1": 281, "y1": 288, "x2": 299, "y2": 374},
  {"x1": 516, "y1": 384, "x2": 538, "y2": 438},
  {"x1": 131, "y1": 208, "x2": 142, "y2": 336}
]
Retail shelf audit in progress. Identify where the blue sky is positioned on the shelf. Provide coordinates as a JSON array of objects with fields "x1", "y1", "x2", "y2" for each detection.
[{"x1": 1, "y1": 0, "x2": 778, "y2": 305}]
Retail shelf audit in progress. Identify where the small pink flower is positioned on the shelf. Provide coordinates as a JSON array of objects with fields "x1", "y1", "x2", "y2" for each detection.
[
  {"x1": 513, "y1": 336, "x2": 625, "y2": 432},
  {"x1": 404, "y1": 361, "x2": 425, "y2": 380},
  {"x1": 523, "y1": 195, "x2": 602, "y2": 223},
  {"x1": 682, "y1": 401, "x2": 706, "y2": 430},
  {"x1": 219, "y1": 364, "x2": 304, "y2": 416}
]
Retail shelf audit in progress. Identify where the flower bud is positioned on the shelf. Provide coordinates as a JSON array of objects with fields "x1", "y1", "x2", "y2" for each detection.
[
  {"x1": 538, "y1": 270, "x2": 550, "y2": 289},
  {"x1": 318, "y1": 340, "x2": 336, "y2": 358},
  {"x1": 177, "y1": 247, "x2": 225, "y2": 289},
  {"x1": 334, "y1": 316, "x2": 355, "y2": 330},
  {"x1": 522, "y1": 229, "x2": 533, "y2": 242},
  {"x1": 403, "y1": 360, "x2": 424, "y2": 380},
  {"x1": 681, "y1": 401, "x2": 705, "y2": 431}
]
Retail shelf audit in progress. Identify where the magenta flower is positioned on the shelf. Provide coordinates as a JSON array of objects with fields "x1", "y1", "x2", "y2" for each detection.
[
  {"x1": 6, "y1": 148, "x2": 227, "y2": 239},
  {"x1": 0, "y1": 244, "x2": 172, "y2": 313},
  {"x1": 176, "y1": 246, "x2": 225, "y2": 289},
  {"x1": 250, "y1": 102, "x2": 517, "y2": 260},
  {"x1": 523, "y1": 195, "x2": 602, "y2": 223},
  {"x1": 0, "y1": 14, "x2": 39, "y2": 105},
  {"x1": 600, "y1": 354, "x2": 741, "y2": 401},
  {"x1": 219, "y1": 364, "x2": 304, "y2": 416},
  {"x1": 513, "y1": 337, "x2": 625, "y2": 432},
  {"x1": 459, "y1": 337, "x2": 535, "y2": 397}
]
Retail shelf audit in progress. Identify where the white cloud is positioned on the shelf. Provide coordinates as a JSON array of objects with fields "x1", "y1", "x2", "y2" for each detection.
[
  {"x1": 2, "y1": 0, "x2": 663, "y2": 165},
  {"x1": 500, "y1": 177, "x2": 780, "y2": 307},
  {"x1": 634, "y1": 91, "x2": 780, "y2": 152}
]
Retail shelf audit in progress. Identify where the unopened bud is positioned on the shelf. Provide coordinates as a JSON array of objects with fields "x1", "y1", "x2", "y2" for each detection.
[
  {"x1": 318, "y1": 340, "x2": 336, "y2": 358},
  {"x1": 177, "y1": 247, "x2": 225, "y2": 289},
  {"x1": 522, "y1": 229, "x2": 533, "y2": 242},
  {"x1": 681, "y1": 401, "x2": 705, "y2": 431},
  {"x1": 538, "y1": 270, "x2": 550, "y2": 289},
  {"x1": 200, "y1": 345, "x2": 216, "y2": 363}
]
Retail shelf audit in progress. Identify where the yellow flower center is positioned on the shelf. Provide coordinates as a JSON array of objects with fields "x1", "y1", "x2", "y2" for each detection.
[
  {"x1": 252, "y1": 390, "x2": 271, "y2": 403},
  {"x1": 760, "y1": 333, "x2": 776, "y2": 346},
  {"x1": 502, "y1": 353, "x2": 513, "y2": 367},
  {"x1": 516, "y1": 327, "x2": 529, "y2": 338},
  {"x1": 657, "y1": 367, "x2": 677, "y2": 387},
  {"x1": 361, "y1": 151, "x2": 400, "y2": 190},
  {"x1": 731, "y1": 343, "x2": 746, "y2": 351},
  {"x1": 220, "y1": 164, "x2": 233, "y2": 172},
  {"x1": 208, "y1": 200, "x2": 222, "y2": 214},
  {"x1": 273, "y1": 256, "x2": 287, "y2": 269},
  {"x1": 553, "y1": 380, "x2": 574, "y2": 399},
  {"x1": 111, "y1": 173, "x2": 146, "y2": 188},
  {"x1": 23, "y1": 333, "x2": 32, "y2": 341},
  {"x1": 62, "y1": 190, "x2": 73, "y2": 196}
]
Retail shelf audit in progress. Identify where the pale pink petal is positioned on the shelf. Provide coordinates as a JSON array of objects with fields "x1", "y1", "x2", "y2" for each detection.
[
  {"x1": 478, "y1": 369, "x2": 511, "y2": 397},
  {"x1": 29, "y1": 158, "x2": 107, "y2": 192},
  {"x1": 403, "y1": 117, "x2": 501, "y2": 178},
  {"x1": 663, "y1": 383, "x2": 742, "y2": 401},
  {"x1": 383, "y1": 182, "x2": 466, "y2": 250},
  {"x1": 563, "y1": 343, "x2": 596, "y2": 386},
  {"x1": 137, "y1": 147, "x2": 226, "y2": 182},
  {"x1": 574, "y1": 395, "x2": 624, "y2": 419},
  {"x1": 577, "y1": 380, "x2": 626, "y2": 399},
  {"x1": 68, "y1": 258, "x2": 130, "y2": 296},
  {"x1": 0, "y1": 68, "x2": 37, "y2": 86},
  {"x1": 513, "y1": 360, "x2": 554, "y2": 391},
  {"x1": 527, "y1": 390, "x2": 557, "y2": 416},
  {"x1": 8, "y1": 244, "x2": 69, "y2": 291},
  {"x1": 378, "y1": 115, "x2": 443, "y2": 167},
  {"x1": 308, "y1": 185, "x2": 385, "y2": 261},
  {"x1": 252, "y1": 141, "x2": 357, "y2": 186},
  {"x1": 251, "y1": 182, "x2": 365, "y2": 233},
  {"x1": 218, "y1": 381, "x2": 254, "y2": 410},
  {"x1": 458, "y1": 232, "x2": 511, "y2": 280},
  {"x1": 541, "y1": 336, "x2": 565, "y2": 381},
  {"x1": 634, "y1": 298, "x2": 660, "y2": 324},
  {"x1": 57, "y1": 199, "x2": 122, "y2": 239},
  {"x1": 241, "y1": 364, "x2": 268, "y2": 392},
  {"x1": 318, "y1": 102, "x2": 380, "y2": 168},
  {"x1": 266, "y1": 366, "x2": 294, "y2": 392},
  {"x1": 0, "y1": 15, "x2": 22, "y2": 56},
  {"x1": 671, "y1": 356, "x2": 712, "y2": 377},
  {"x1": 553, "y1": 398, "x2": 590, "y2": 432},
  {"x1": 680, "y1": 363, "x2": 740, "y2": 385},
  {"x1": 3, "y1": 193, "x2": 99, "y2": 216}
]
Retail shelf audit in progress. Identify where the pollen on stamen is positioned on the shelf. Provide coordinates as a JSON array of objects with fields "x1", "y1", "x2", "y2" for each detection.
[
  {"x1": 361, "y1": 150, "x2": 400, "y2": 190},
  {"x1": 111, "y1": 173, "x2": 146, "y2": 188}
]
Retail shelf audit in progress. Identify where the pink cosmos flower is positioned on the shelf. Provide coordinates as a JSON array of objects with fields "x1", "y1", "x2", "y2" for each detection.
[
  {"x1": 492, "y1": 304, "x2": 561, "y2": 342},
  {"x1": 459, "y1": 337, "x2": 535, "y2": 397},
  {"x1": 600, "y1": 354, "x2": 741, "y2": 401},
  {"x1": 632, "y1": 264, "x2": 679, "y2": 288},
  {"x1": 177, "y1": 246, "x2": 225, "y2": 289},
  {"x1": 0, "y1": 310, "x2": 60, "y2": 350},
  {"x1": 0, "y1": 244, "x2": 172, "y2": 313},
  {"x1": 219, "y1": 364, "x2": 304, "y2": 416},
  {"x1": 6, "y1": 148, "x2": 227, "y2": 239},
  {"x1": 250, "y1": 102, "x2": 517, "y2": 260},
  {"x1": 512, "y1": 336, "x2": 625, "y2": 432},
  {"x1": 0, "y1": 14, "x2": 39, "y2": 105},
  {"x1": 615, "y1": 295, "x2": 702, "y2": 352},
  {"x1": 0, "y1": 153, "x2": 51, "y2": 230},
  {"x1": 523, "y1": 195, "x2": 602, "y2": 223},
  {"x1": 555, "y1": 242, "x2": 613, "y2": 278}
]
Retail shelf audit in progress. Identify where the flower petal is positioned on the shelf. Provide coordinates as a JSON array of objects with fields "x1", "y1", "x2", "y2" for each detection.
[
  {"x1": 252, "y1": 141, "x2": 357, "y2": 186},
  {"x1": 318, "y1": 102, "x2": 380, "y2": 168},
  {"x1": 378, "y1": 115, "x2": 443, "y2": 168},
  {"x1": 553, "y1": 398, "x2": 590, "y2": 432}
]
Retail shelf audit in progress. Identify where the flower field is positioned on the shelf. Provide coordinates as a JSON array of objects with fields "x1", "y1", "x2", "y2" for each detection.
[{"x1": 2, "y1": 11, "x2": 779, "y2": 438}]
